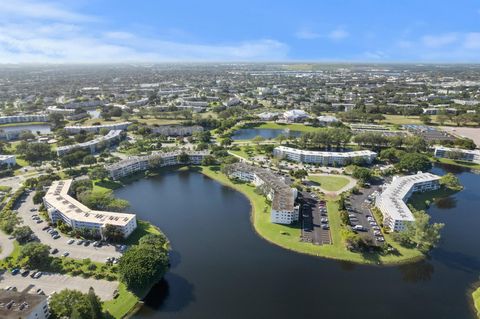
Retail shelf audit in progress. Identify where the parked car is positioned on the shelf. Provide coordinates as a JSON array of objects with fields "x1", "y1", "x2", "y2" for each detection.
[
  {"x1": 21, "y1": 270, "x2": 30, "y2": 277},
  {"x1": 11, "y1": 268, "x2": 20, "y2": 275},
  {"x1": 53, "y1": 235, "x2": 61, "y2": 239},
  {"x1": 76, "y1": 240, "x2": 84, "y2": 245},
  {"x1": 67, "y1": 239, "x2": 75, "y2": 245},
  {"x1": 51, "y1": 248, "x2": 59, "y2": 254},
  {"x1": 62, "y1": 252, "x2": 69, "y2": 257},
  {"x1": 34, "y1": 272, "x2": 42, "y2": 279},
  {"x1": 353, "y1": 225, "x2": 366, "y2": 231}
]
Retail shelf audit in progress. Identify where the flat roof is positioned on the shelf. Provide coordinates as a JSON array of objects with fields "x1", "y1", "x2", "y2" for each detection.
[
  {"x1": 274, "y1": 146, "x2": 377, "y2": 157},
  {"x1": 378, "y1": 172, "x2": 441, "y2": 222},
  {"x1": 44, "y1": 179, "x2": 135, "y2": 227},
  {"x1": 0, "y1": 290, "x2": 47, "y2": 319}
]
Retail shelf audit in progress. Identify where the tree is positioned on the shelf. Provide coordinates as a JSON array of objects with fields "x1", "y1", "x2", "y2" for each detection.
[
  {"x1": 220, "y1": 137, "x2": 233, "y2": 147},
  {"x1": 12, "y1": 226, "x2": 33, "y2": 244},
  {"x1": 88, "y1": 167, "x2": 109, "y2": 181},
  {"x1": 118, "y1": 233, "x2": 169, "y2": 290},
  {"x1": 379, "y1": 148, "x2": 403, "y2": 163},
  {"x1": 19, "y1": 242, "x2": 51, "y2": 269},
  {"x1": 201, "y1": 155, "x2": 217, "y2": 166},
  {"x1": 83, "y1": 155, "x2": 97, "y2": 166},
  {"x1": 352, "y1": 166, "x2": 372, "y2": 182},
  {"x1": 177, "y1": 152, "x2": 190, "y2": 164},
  {"x1": 419, "y1": 114, "x2": 432, "y2": 125},
  {"x1": 290, "y1": 169, "x2": 308, "y2": 180},
  {"x1": 410, "y1": 210, "x2": 444, "y2": 253},
  {"x1": 102, "y1": 224, "x2": 124, "y2": 242},
  {"x1": 49, "y1": 113, "x2": 64, "y2": 128},
  {"x1": 49, "y1": 289, "x2": 104, "y2": 319},
  {"x1": 440, "y1": 173, "x2": 462, "y2": 190},
  {"x1": 395, "y1": 153, "x2": 432, "y2": 173},
  {"x1": 437, "y1": 114, "x2": 449, "y2": 125},
  {"x1": 252, "y1": 135, "x2": 265, "y2": 145},
  {"x1": 15, "y1": 142, "x2": 52, "y2": 162},
  {"x1": 33, "y1": 190, "x2": 46, "y2": 204}
]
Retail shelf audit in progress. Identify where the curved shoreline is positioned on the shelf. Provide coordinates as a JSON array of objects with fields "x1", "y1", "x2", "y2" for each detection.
[{"x1": 197, "y1": 166, "x2": 425, "y2": 266}]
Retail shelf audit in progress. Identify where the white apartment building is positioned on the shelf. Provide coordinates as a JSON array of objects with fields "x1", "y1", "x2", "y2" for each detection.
[
  {"x1": 56, "y1": 129, "x2": 123, "y2": 156},
  {"x1": 43, "y1": 179, "x2": 137, "y2": 238},
  {"x1": 150, "y1": 125, "x2": 204, "y2": 136},
  {"x1": 64, "y1": 122, "x2": 131, "y2": 134},
  {"x1": 283, "y1": 109, "x2": 309, "y2": 123},
  {"x1": 0, "y1": 155, "x2": 16, "y2": 167},
  {"x1": 375, "y1": 172, "x2": 441, "y2": 232},
  {"x1": 0, "y1": 114, "x2": 49, "y2": 124},
  {"x1": 226, "y1": 162, "x2": 299, "y2": 224},
  {"x1": 105, "y1": 150, "x2": 209, "y2": 180},
  {"x1": 273, "y1": 146, "x2": 377, "y2": 166},
  {"x1": 434, "y1": 146, "x2": 480, "y2": 164},
  {"x1": 0, "y1": 290, "x2": 50, "y2": 319}
]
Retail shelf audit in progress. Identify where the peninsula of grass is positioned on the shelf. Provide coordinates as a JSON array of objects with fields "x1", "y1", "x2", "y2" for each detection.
[
  {"x1": 473, "y1": 286, "x2": 480, "y2": 318},
  {"x1": 432, "y1": 157, "x2": 480, "y2": 170},
  {"x1": 198, "y1": 166, "x2": 423, "y2": 265},
  {"x1": 0, "y1": 121, "x2": 49, "y2": 128},
  {"x1": 308, "y1": 175, "x2": 351, "y2": 192}
]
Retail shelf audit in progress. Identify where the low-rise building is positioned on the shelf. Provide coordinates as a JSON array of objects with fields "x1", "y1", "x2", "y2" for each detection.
[
  {"x1": 43, "y1": 179, "x2": 137, "y2": 238},
  {"x1": 0, "y1": 114, "x2": 49, "y2": 124},
  {"x1": 225, "y1": 162, "x2": 299, "y2": 224},
  {"x1": 0, "y1": 289, "x2": 50, "y2": 319},
  {"x1": 64, "y1": 122, "x2": 131, "y2": 134},
  {"x1": 434, "y1": 146, "x2": 480, "y2": 163},
  {"x1": 105, "y1": 150, "x2": 209, "y2": 180},
  {"x1": 150, "y1": 125, "x2": 203, "y2": 136},
  {"x1": 273, "y1": 146, "x2": 377, "y2": 166},
  {"x1": 375, "y1": 172, "x2": 441, "y2": 232},
  {"x1": 56, "y1": 130, "x2": 123, "y2": 156},
  {"x1": 317, "y1": 115, "x2": 339, "y2": 126},
  {"x1": 283, "y1": 109, "x2": 309, "y2": 123},
  {"x1": 0, "y1": 155, "x2": 16, "y2": 167}
]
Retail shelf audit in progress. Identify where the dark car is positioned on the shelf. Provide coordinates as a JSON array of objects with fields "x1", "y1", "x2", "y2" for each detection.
[
  {"x1": 21, "y1": 270, "x2": 30, "y2": 277},
  {"x1": 51, "y1": 248, "x2": 59, "y2": 254},
  {"x1": 11, "y1": 268, "x2": 20, "y2": 275}
]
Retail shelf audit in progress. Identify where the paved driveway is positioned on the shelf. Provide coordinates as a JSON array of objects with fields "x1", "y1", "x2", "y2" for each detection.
[
  {"x1": 15, "y1": 192, "x2": 122, "y2": 263},
  {"x1": 0, "y1": 230, "x2": 14, "y2": 260},
  {"x1": 0, "y1": 272, "x2": 118, "y2": 300}
]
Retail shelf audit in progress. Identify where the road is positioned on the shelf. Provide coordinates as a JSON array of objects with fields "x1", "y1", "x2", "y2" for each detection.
[
  {"x1": 0, "y1": 272, "x2": 118, "y2": 300},
  {"x1": 15, "y1": 191, "x2": 122, "y2": 263}
]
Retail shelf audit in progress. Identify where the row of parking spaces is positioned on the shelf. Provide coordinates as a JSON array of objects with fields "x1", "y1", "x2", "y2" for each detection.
[
  {"x1": 344, "y1": 188, "x2": 385, "y2": 245},
  {"x1": 299, "y1": 192, "x2": 331, "y2": 245}
]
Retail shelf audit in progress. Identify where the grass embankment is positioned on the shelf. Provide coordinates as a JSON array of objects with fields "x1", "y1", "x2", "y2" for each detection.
[
  {"x1": 103, "y1": 283, "x2": 139, "y2": 319},
  {"x1": 308, "y1": 175, "x2": 351, "y2": 192},
  {"x1": 199, "y1": 166, "x2": 423, "y2": 265},
  {"x1": 433, "y1": 157, "x2": 480, "y2": 170},
  {"x1": 472, "y1": 286, "x2": 480, "y2": 318},
  {"x1": 0, "y1": 122, "x2": 48, "y2": 128}
]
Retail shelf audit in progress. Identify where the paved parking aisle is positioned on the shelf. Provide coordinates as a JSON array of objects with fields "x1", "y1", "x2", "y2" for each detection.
[
  {"x1": 15, "y1": 192, "x2": 122, "y2": 263},
  {"x1": 300, "y1": 192, "x2": 331, "y2": 245},
  {"x1": 0, "y1": 272, "x2": 118, "y2": 300}
]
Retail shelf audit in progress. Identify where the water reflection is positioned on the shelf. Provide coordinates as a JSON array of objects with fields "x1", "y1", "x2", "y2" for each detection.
[
  {"x1": 434, "y1": 162, "x2": 471, "y2": 174},
  {"x1": 399, "y1": 260, "x2": 434, "y2": 283},
  {"x1": 142, "y1": 274, "x2": 195, "y2": 313},
  {"x1": 435, "y1": 196, "x2": 457, "y2": 209}
]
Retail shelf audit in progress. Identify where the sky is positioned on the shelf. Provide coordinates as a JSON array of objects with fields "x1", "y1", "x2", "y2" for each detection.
[{"x1": 1, "y1": 0, "x2": 480, "y2": 63}]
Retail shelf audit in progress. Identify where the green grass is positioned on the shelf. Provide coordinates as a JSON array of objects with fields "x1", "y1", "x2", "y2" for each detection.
[
  {"x1": 473, "y1": 286, "x2": 480, "y2": 318},
  {"x1": 433, "y1": 157, "x2": 480, "y2": 170},
  {"x1": 308, "y1": 175, "x2": 351, "y2": 192},
  {"x1": 247, "y1": 121, "x2": 320, "y2": 133},
  {"x1": 124, "y1": 220, "x2": 163, "y2": 246},
  {"x1": 0, "y1": 121, "x2": 48, "y2": 128},
  {"x1": 103, "y1": 283, "x2": 139, "y2": 319},
  {"x1": 0, "y1": 185, "x2": 12, "y2": 192},
  {"x1": 380, "y1": 115, "x2": 422, "y2": 125},
  {"x1": 199, "y1": 166, "x2": 423, "y2": 265}
]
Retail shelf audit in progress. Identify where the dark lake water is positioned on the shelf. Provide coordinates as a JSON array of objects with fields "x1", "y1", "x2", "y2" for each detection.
[
  {"x1": 231, "y1": 128, "x2": 303, "y2": 140},
  {"x1": 114, "y1": 165, "x2": 480, "y2": 319}
]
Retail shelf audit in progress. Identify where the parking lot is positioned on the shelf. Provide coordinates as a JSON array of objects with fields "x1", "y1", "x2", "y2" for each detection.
[
  {"x1": 345, "y1": 183, "x2": 384, "y2": 245},
  {"x1": 300, "y1": 192, "x2": 331, "y2": 245},
  {"x1": 15, "y1": 191, "x2": 123, "y2": 263},
  {"x1": 0, "y1": 271, "x2": 118, "y2": 300}
]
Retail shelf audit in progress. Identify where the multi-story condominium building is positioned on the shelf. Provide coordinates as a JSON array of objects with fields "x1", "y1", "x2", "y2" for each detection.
[
  {"x1": 375, "y1": 172, "x2": 441, "y2": 232},
  {"x1": 63, "y1": 100, "x2": 104, "y2": 109},
  {"x1": 0, "y1": 114, "x2": 49, "y2": 124},
  {"x1": 0, "y1": 155, "x2": 16, "y2": 167},
  {"x1": 273, "y1": 146, "x2": 377, "y2": 166},
  {"x1": 43, "y1": 179, "x2": 137, "y2": 238},
  {"x1": 126, "y1": 98, "x2": 149, "y2": 107},
  {"x1": 225, "y1": 162, "x2": 299, "y2": 225},
  {"x1": 150, "y1": 125, "x2": 204, "y2": 136},
  {"x1": 46, "y1": 105, "x2": 76, "y2": 114},
  {"x1": 434, "y1": 146, "x2": 480, "y2": 164},
  {"x1": 0, "y1": 290, "x2": 50, "y2": 319},
  {"x1": 105, "y1": 150, "x2": 209, "y2": 180},
  {"x1": 56, "y1": 129, "x2": 123, "y2": 156},
  {"x1": 283, "y1": 109, "x2": 309, "y2": 123},
  {"x1": 64, "y1": 122, "x2": 131, "y2": 134}
]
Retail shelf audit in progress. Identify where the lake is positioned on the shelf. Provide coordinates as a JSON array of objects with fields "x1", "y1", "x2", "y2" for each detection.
[
  {"x1": 231, "y1": 128, "x2": 303, "y2": 140},
  {"x1": 114, "y1": 165, "x2": 480, "y2": 319}
]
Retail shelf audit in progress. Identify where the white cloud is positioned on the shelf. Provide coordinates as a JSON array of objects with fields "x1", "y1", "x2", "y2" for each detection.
[
  {"x1": 421, "y1": 33, "x2": 458, "y2": 48},
  {"x1": 328, "y1": 28, "x2": 349, "y2": 40},
  {"x1": 464, "y1": 32, "x2": 480, "y2": 49},
  {"x1": 0, "y1": 1, "x2": 289, "y2": 63},
  {"x1": 295, "y1": 28, "x2": 321, "y2": 40}
]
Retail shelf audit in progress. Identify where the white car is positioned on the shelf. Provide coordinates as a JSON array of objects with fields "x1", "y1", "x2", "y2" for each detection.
[{"x1": 67, "y1": 239, "x2": 75, "y2": 245}]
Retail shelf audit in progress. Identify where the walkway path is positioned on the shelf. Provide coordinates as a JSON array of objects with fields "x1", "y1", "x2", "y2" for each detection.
[{"x1": 309, "y1": 173, "x2": 357, "y2": 196}]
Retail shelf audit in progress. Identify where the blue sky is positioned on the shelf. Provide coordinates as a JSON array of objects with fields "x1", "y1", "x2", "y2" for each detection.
[{"x1": 1, "y1": 0, "x2": 480, "y2": 63}]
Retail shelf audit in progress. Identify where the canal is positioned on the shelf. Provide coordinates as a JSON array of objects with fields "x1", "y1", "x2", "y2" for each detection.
[{"x1": 114, "y1": 165, "x2": 480, "y2": 319}]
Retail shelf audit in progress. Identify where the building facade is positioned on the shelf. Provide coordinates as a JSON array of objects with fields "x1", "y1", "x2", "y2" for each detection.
[
  {"x1": 0, "y1": 114, "x2": 49, "y2": 124},
  {"x1": 43, "y1": 179, "x2": 137, "y2": 238},
  {"x1": 225, "y1": 162, "x2": 299, "y2": 224},
  {"x1": 434, "y1": 146, "x2": 480, "y2": 164},
  {"x1": 0, "y1": 155, "x2": 16, "y2": 167},
  {"x1": 273, "y1": 146, "x2": 377, "y2": 166},
  {"x1": 105, "y1": 150, "x2": 209, "y2": 180},
  {"x1": 56, "y1": 129, "x2": 124, "y2": 156},
  {"x1": 64, "y1": 122, "x2": 131, "y2": 134},
  {"x1": 150, "y1": 125, "x2": 204, "y2": 136},
  {"x1": 375, "y1": 172, "x2": 441, "y2": 232}
]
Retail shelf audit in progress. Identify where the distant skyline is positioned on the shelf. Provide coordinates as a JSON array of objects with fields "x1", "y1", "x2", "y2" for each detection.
[{"x1": 1, "y1": 0, "x2": 480, "y2": 63}]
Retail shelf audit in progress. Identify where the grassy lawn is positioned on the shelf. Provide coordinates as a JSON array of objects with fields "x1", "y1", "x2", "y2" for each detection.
[
  {"x1": 473, "y1": 286, "x2": 480, "y2": 318},
  {"x1": 124, "y1": 220, "x2": 163, "y2": 246},
  {"x1": 433, "y1": 157, "x2": 480, "y2": 170},
  {"x1": 0, "y1": 122, "x2": 48, "y2": 128},
  {"x1": 380, "y1": 115, "x2": 422, "y2": 125},
  {"x1": 309, "y1": 175, "x2": 351, "y2": 192},
  {"x1": 103, "y1": 283, "x2": 139, "y2": 319},
  {"x1": 248, "y1": 121, "x2": 320, "y2": 133},
  {"x1": 199, "y1": 166, "x2": 423, "y2": 265}
]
